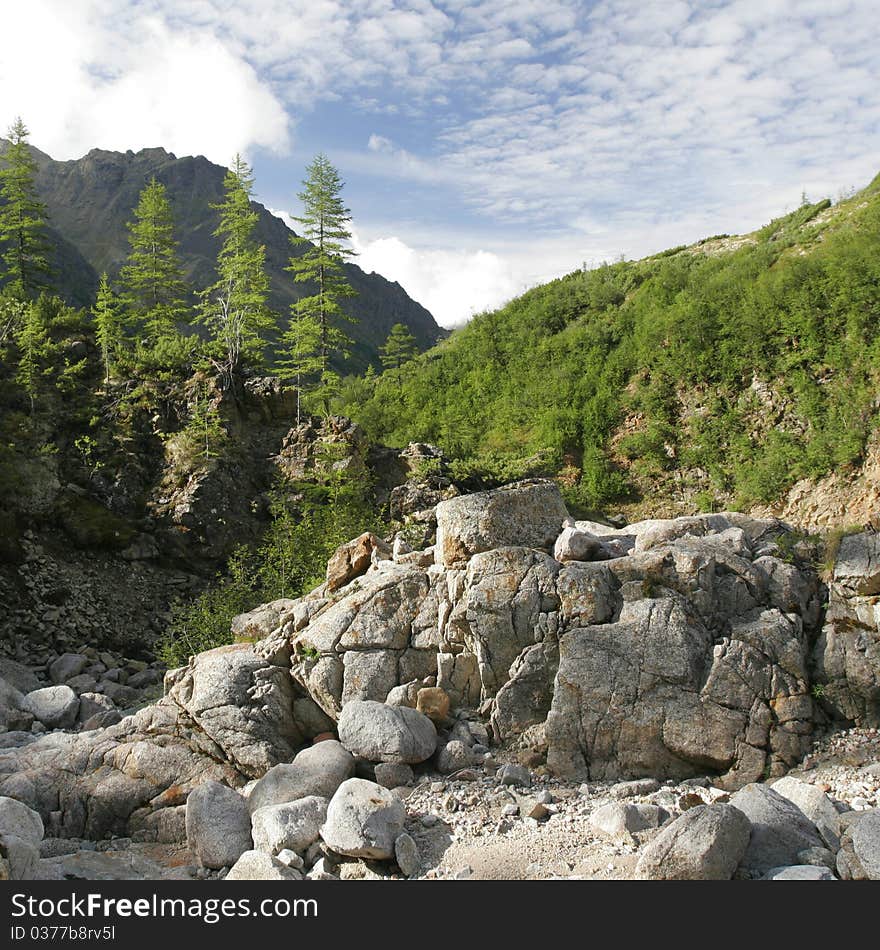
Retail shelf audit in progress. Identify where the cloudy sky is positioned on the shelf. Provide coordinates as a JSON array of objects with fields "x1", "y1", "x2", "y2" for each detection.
[{"x1": 2, "y1": 1, "x2": 879, "y2": 327}]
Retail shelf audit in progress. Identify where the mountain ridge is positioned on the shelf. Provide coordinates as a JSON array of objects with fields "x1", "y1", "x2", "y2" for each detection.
[{"x1": 0, "y1": 140, "x2": 445, "y2": 371}]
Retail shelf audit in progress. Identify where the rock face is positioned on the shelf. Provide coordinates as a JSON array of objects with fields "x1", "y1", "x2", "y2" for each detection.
[
  {"x1": 320, "y1": 778, "x2": 406, "y2": 859},
  {"x1": 634, "y1": 804, "x2": 751, "y2": 880},
  {"x1": 185, "y1": 781, "x2": 252, "y2": 869},
  {"x1": 812, "y1": 531, "x2": 880, "y2": 726}
]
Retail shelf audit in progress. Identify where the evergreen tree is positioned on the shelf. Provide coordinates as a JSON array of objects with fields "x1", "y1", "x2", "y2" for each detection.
[
  {"x1": 185, "y1": 381, "x2": 227, "y2": 463},
  {"x1": 276, "y1": 309, "x2": 323, "y2": 424},
  {"x1": 92, "y1": 273, "x2": 121, "y2": 383},
  {"x1": 198, "y1": 155, "x2": 272, "y2": 384},
  {"x1": 282, "y1": 154, "x2": 356, "y2": 409},
  {"x1": 14, "y1": 301, "x2": 48, "y2": 413},
  {"x1": 379, "y1": 322, "x2": 418, "y2": 388},
  {"x1": 0, "y1": 117, "x2": 52, "y2": 296},
  {"x1": 119, "y1": 177, "x2": 188, "y2": 344}
]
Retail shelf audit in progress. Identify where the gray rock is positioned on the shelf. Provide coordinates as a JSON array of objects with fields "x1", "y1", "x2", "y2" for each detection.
[
  {"x1": 22, "y1": 686, "x2": 79, "y2": 729},
  {"x1": 225, "y1": 850, "x2": 303, "y2": 881},
  {"x1": 837, "y1": 809, "x2": 880, "y2": 880},
  {"x1": 76, "y1": 692, "x2": 115, "y2": 724},
  {"x1": 394, "y1": 832, "x2": 420, "y2": 877},
  {"x1": 374, "y1": 762, "x2": 414, "y2": 789},
  {"x1": 436, "y1": 740, "x2": 475, "y2": 774},
  {"x1": 275, "y1": 848, "x2": 305, "y2": 869},
  {"x1": 497, "y1": 764, "x2": 531, "y2": 788},
  {"x1": 771, "y1": 776, "x2": 842, "y2": 850},
  {"x1": 730, "y1": 784, "x2": 825, "y2": 873},
  {"x1": 554, "y1": 524, "x2": 606, "y2": 563},
  {"x1": 609, "y1": 778, "x2": 662, "y2": 799},
  {"x1": 797, "y1": 846, "x2": 837, "y2": 870},
  {"x1": 0, "y1": 796, "x2": 44, "y2": 881},
  {"x1": 49, "y1": 654, "x2": 88, "y2": 685},
  {"x1": 0, "y1": 795, "x2": 44, "y2": 844},
  {"x1": 635, "y1": 804, "x2": 752, "y2": 880},
  {"x1": 251, "y1": 796, "x2": 328, "y2": 855},
  {"x1": 760, "y1": 865, "x2": 836, "y2": 880},
  {"x1": 589, "y1": 802, "x2": 668, "y2": 837},
  {"x1": 320, "y1": 778, "x2": 406, "y2": 859},
  {"x1": 0, "y1": 658, "x2": 41, "y2": 694},
  {"x1": 247, "y1": 740, "x2": 355, "y2": 813},
  {"x1": 186, "y1": 781, "x2": 252, "y2": 870},
  {"x1": 435, "y1": 480, "x2": 569, "y2": 566},
  {"x1": 337, "y1": 700, "x2": 437, "y2": 764}
]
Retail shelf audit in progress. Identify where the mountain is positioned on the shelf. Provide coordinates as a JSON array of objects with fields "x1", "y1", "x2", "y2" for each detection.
[
  {"x1": 341, "y1": 169, "x2": 880, "y2": 526},
  {"x1": 1, "y1": 142, "x2": 444, "y2": 371}
]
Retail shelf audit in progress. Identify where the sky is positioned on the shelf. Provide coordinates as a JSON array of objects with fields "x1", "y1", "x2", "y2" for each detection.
[{"x1": 2, "y1": 0, "x2": 879, "y2": 327}]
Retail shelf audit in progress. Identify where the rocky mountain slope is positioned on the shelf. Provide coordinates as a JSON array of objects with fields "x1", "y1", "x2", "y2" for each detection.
[
  {"x1": 1, "y1": 481, "x2": 878, "y2": 881},
  {"x1": 0, "y1": 141, "x2": 444, "y2": 371}
]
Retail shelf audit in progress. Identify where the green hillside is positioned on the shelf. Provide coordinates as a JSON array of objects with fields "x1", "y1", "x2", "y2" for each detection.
[{"x1": 339, "y1": 173, "x2": 880, "y2": 515}]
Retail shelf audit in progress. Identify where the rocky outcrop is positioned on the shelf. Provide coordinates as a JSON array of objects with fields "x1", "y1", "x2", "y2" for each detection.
[
  {"x1": 251, "y1": 483, "x2": 824, "y2": 789},
  {"x1": 812, "y1": 531, "x2": 880, "y2": 726}
]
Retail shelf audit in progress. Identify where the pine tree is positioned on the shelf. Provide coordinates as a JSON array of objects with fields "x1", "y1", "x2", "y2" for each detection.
[
  {"x1": 276, "y1": 309, "x2": 323, "y2": 424},
  {"x1": 198, "y1": 155, "x2": 272, "y2": 385},
  {"x1": 0, "y1": 117, "x2": 52, "y2": 296},
  {"x1": 14, "y1": 301, "x2": 48, "y2": 413},
  {"x1": 282, "y1": 154, "x2": 356, "y2": 409},
  {"x1": 379, "y1": 322, "x2": 418, "y2": 388},
  {"x1": 119, "y1": 177, "x2": 188, "y2": 344},
  {"x1": 92, "y1": 273, "x2": 121, "y2": 383},
  {"x1": 186, "y1": 381, "x2": 227, "y2": 463}
]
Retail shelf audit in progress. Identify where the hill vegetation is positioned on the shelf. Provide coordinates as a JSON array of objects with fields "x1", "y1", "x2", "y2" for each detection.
[{"x1": 339, "y1": 174, "x2": 880, "y2": 515}]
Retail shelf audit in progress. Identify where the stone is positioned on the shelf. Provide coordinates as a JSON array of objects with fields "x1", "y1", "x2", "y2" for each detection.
[
  {"x1": 0, "y1": 796, "x2": 44, "y2": 845},
  {"x1": 436, "y1": 740, "x2": 475, "y2": 774},
  {"x1": 609, "y1": 778, "x2": 662, "y2": 799},
  {"x1": 838, "y1": 809, "x2": 880, "y2": 880},
  {"x1": 22, "y1": 686, "x2": 79, "y2": 729},
  {"x1": 276, "y1": 849, "x2": 305, "y2": 869},
  {"x1": 589, "y1": 802, "x2": 668, "y2": 837},
  {"x1": 225, "y1": 850, "x2": 303, "y2": 881},
  {"x1": 185, "y1": 781, "x2": 252, "y2": 869},
  {"x1": 635, "y1": 804, "x2": 752, "y2": 880},
  {"x1": 554, "y1": 523, "x2": 606, "y2": 563},
  {"x1": 771, "y1": 776, "x2": 842, "y2": 850},
  {"x1": 730, "y1": 784, "x2": 825, "y2": 873},
  {"x1": 394, "y1": 832, "x2": 421, "y2": 877},
  {"x1": 76, "y1": 692, "x2": 116, "y2": 725},
  {"x1": 0, "y1": 658, "x2": 40, "y2": 694},
  {"x1": 251, "y1": 796, "x2": 328, "y2": 856},
  {"x1": 337, "y1": 700, "x2": 437, "y2": 764},
  {"x1": 416, "y1": 686, "x2": 450, "y2": 723},
  {"x1": 435, "y1": 480, "x2": 569, "y2": 566},
  {"x1": 497, "y1": 764, "x2": 531, "y2": 788},
  {"x1": 247, "y1": 740, "x2": 355, "y2": 813},
  {"x1": 374, "y1": 762, "x2": 414, "y2": 789},
  {"x1": 320, "y1": 778, "x2": 407, "y2": 860},
  {"x1": 796, "y1": 847, "x2": 837, "y2": 870},
  {"x1": 326, "y1": 532, "x2": 390, "y2": 592},
  {"x1": 49, "y1": 654, "x2": 89, "y2": 685},
  {"x1": 760, "y1": 865, "x2": 836, "y2": 880}
]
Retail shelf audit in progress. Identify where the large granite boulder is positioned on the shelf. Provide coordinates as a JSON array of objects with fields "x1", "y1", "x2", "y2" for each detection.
[
  {"x1": 185, "y1": 780, "x2": 252, "y2": 869},
  {"x1": 337, "y1": 700, "x2": 436, "y2": 764},
  {"x1": 320, "y1": 778, "x2": 406, "y2": 859},
  {"x1": 247, "y1": 740, "x2": 354, "y2": 813}
]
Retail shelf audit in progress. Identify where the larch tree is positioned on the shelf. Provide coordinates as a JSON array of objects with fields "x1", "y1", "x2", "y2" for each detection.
[
  {"x1": 14, "y1": 302, "x2": 49, "y2": 413},
  {"x1": 198, "y1": 155, "x2": 272, "y2": 385},
  {"x1": 92, "y1": 273, "x2": 122, "y2": 383},
  {"x1": 282, "y1": 153, "x2": 356, "y2": 410},
  {"x1": 276, "y1": 308, "x2": 323, "y2": 425},
  {"x1": 0, "y1": 117, "x2": 52, "y2": 297},
  {"x1": 379, "y1": 322, "x2": 418, "y2": 389},
  {"x1": 119, "y1": 176, "x2": 188, "y2": 344}
]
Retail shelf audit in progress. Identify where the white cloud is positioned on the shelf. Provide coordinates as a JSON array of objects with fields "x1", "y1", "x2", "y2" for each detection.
[
  {"x1": 0, "y1": 0, "x2": 289, "y2": 163},
  {"x1": 351, "y1": 230, "x2": 523, "y2": 327}
]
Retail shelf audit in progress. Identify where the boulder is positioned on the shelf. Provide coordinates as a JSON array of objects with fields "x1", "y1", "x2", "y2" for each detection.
[
  {"x1": 225, "y1": 850, "x2": 303, "y2": 881},
  {"x1": 251, "y1": 796, "x2": 328, "y2": 855},
  {"x1": 435, "y1": 480, "x2": 569, "y2": 566},
  {"x1": 729, "y1": 784, "x2": 825, "y2": 873},
  {"x1": 634, "y1": 804, "x2": 752, "y2": 880},
  {"x1": 497, "y1": 764, "x2": 531, "y2": 788},
  {"x1": 320, "y1": 778, "x2": 406, "y2": 859},
  {"x1": 760, "y1": 865, "x2": 836, "y2": 880},
  {"x1": 416, "y1": 686, "x2": 450, "y2": 723},
  {"x1": 326, "y1": 532, "x2": 391, "y2": 592},
  {"x1": 247, "y1": 740, "x2": 355, "y2": 813},
  {"x1": 22, "y1": 686, "x2": 79, "y2": 729},
  {"x1": 436, "y1": 740, "x2": 475, "y2": 774},
  {"x1": 394, "y1": 832, "x2": 420, "y2": 877},
  {"x1": 554, "y1": 523, "x2": 606, "y2": 563},
  {"x1": 0, "y1": 796, "x2": 44, "y2": 881},
  {"x1": 337, "y1": 700, "x2": 436, "y2": 764},
  {"x1": 374, "y1": 762, "x2": 414, "y2": 789},
  {"x1": 836, "y1": 809, "x2": 880, "y2": 880},
  {"x1": 771, "y1": 776, "x2": 841, "y2": 850},
  {"x1": 49, "y1": 654, "x2": 88, "y2": 685},
  {"x1": 589, "y1": 802, "x2": 668, "y2": 838},
  {"x1": 185, "y1": 781, "x2": 252, "y2": 869}
]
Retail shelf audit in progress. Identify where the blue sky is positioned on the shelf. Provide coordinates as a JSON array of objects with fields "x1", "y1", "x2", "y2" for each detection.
[{"x1": 2, "y1": 0, "x2": 880, "y2": 326}]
